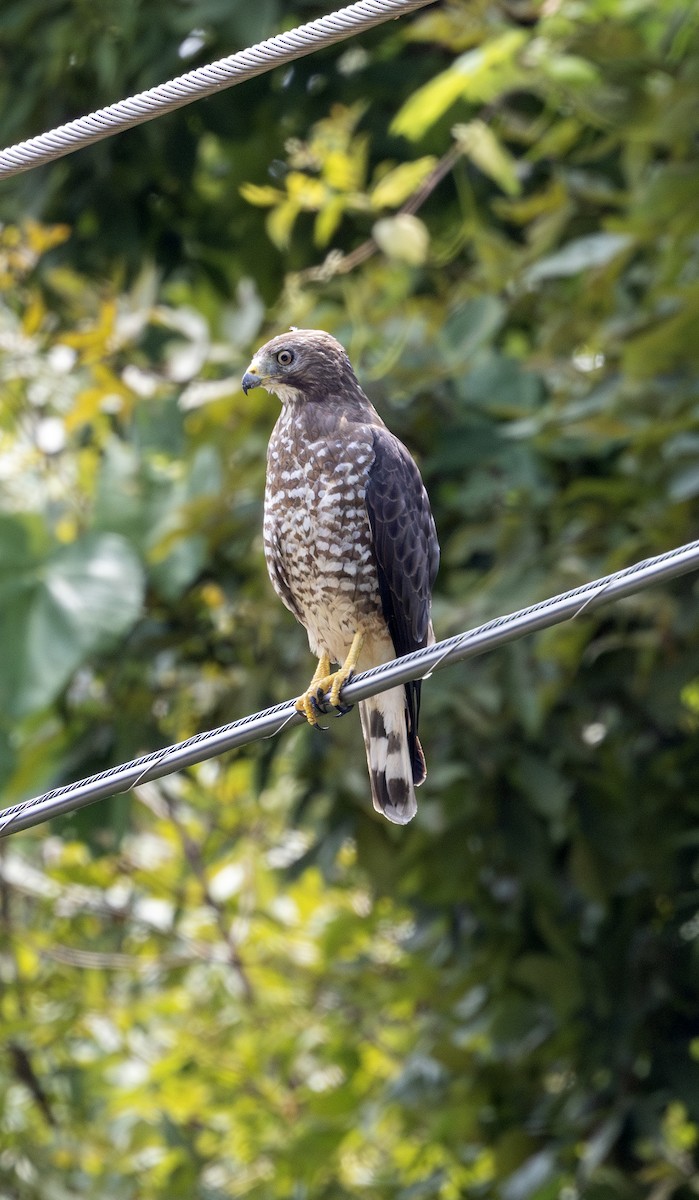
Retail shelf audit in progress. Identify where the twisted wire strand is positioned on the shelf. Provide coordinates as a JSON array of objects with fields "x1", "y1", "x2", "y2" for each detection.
[
  {"x1": 0, "y1": 0, "x2": 434, "y2": 180},
  {"x1": 2, "y1": 536, "x2": 699, "y2": 838}
]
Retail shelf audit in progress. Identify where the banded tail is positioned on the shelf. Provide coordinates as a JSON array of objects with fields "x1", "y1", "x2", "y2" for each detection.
[{"x1": 359, "y1": 685, "x2": 426, "y2": 825}]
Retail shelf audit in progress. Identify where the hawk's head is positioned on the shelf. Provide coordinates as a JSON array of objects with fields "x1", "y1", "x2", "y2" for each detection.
[{"x1": 242, "y1": 329, "x2": 360, "y2": 404}]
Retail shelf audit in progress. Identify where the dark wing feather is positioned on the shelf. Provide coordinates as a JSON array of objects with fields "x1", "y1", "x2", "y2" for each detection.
[{"x1": 365, "y1": 427, "x2": 439, "y2": 782}]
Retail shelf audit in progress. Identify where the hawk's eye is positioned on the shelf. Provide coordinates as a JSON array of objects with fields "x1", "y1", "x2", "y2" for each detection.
[{"x1": 277, "y1": 349, "x2": 294, "y2": 367}]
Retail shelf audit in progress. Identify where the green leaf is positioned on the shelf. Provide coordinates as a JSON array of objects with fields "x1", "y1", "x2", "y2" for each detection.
[
  {"x1": 372, "y1": 214, "x2": 429, "y2": 265},
  {"x1": 440, "y1": 296, "x2": 506, "y2": 365},
  {"x1": 541, "y1": 54, "x2": 600, "y2": 87},
  {"x1": 510, "y1": 754, "x2": 573, "y2": 825},
  {"x1": 668, "y1": 464, "x2": 699, "y2": 502},
  {"x1": 453, "y1": 121, "x2": 521, "y2": 196},
  {"x1": 623, "y1": 283, "x2": 699, "y2": 376},
  {"x1": 525, "y1": 232, "x2": 633, "y2": 282},
  {"x1": 0, "y1": 514, "x2": 36, "y2": 574},
  {"x1": 0, "y1": 533, "x2": 144, "y2": 717},
  {"x1": 459, "y1": 354, "x2": 544, "y2": 414},
  {"x1": 502, "y1": 1150, "x2": 557, "y2": 1200}
]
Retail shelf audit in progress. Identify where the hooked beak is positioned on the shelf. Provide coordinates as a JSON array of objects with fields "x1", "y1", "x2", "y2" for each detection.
[{"x1": 242, "y1": 361, "x2": 262, "y2": 395}]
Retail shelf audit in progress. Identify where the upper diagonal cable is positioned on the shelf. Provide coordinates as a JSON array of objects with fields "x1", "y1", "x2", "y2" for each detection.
[{"x1": 0, "y1": 0, "x2": 435, "y2": 180}]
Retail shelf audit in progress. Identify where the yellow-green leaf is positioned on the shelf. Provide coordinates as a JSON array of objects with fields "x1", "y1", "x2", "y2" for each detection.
[
  {"x1": 314, "y1": 196, "x2": 347, "y2": 247},
  {"x1": 239, "y1": 182, "x2": 284, "y2": 207},
  {"x1": 370, "y1": 157, "x2": 437, "y2": 210},
  {"x1": 392, "y1": 31, "x2": 527, "y2": 140},
  {"x1": 391, "y1": 66, "x2": 469, "y2": 141},
  {"x1": 285, "y1": 172, "x2": 328, "y2": 211},
  {"x1": 266, "y1": 200, "x2": 300, "y2": 250},
  {"x1": 322, "y1": 134, "x2": 369, "y2": 192}
]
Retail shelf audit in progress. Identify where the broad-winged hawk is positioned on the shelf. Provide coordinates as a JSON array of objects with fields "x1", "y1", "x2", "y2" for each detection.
[{"x1": 242, "y1": 329, "x2": 439, "y2": 824}]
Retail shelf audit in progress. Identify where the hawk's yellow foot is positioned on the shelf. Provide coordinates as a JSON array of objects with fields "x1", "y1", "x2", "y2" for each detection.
[
  {"x1": 329, "y1": 630, "x2": 364, "y2": 708},
  {"x1": 295, "y1": 653, "x2": 331, "y2": 726},
  {"x1": 295, "y1": 632, "x2": 364, "y2": 726}
]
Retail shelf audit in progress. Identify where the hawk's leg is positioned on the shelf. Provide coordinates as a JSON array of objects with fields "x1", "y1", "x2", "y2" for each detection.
[
  {"x1": 295, "y1": 631, "x2": 365, "y2": 726},
  {"x1": 329, "y1": 630, "x2": 364, "y2": 708},
  {"x1": 295, "y1": 653, "x2": 330, "y2": 725}
]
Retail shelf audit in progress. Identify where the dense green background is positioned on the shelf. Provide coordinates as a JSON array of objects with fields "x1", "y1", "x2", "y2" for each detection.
[{"x1": 1, "y1": 1, "x2": 699, "y2": 1196}]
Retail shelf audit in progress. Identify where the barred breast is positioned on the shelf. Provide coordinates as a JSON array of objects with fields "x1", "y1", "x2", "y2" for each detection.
[{"x1": 263, "y1": 404, "x2": 385, "y2": 662}]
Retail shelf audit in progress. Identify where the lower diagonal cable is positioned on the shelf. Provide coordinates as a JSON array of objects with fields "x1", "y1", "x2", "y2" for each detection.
[{"x1": 2, "y1": 535, "x2": 699, "y2": 837}]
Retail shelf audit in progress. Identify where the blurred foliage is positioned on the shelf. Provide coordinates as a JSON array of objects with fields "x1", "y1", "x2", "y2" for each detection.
[{"x1": 2, "y1": 0, "x2": 699, "y2": 1197}]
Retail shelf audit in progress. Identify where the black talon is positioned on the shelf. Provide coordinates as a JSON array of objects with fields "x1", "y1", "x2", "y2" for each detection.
[
  {"x1": 310, "y1": 691, "x2": 330, "y2": 729},
  {"x1": 331, "y1": 669, "x2": 355, "y2": 716}
]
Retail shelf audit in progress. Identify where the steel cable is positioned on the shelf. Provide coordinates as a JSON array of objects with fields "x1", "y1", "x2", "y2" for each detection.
[
  {"x1": 0, "y1": 0, "x2": 435, "y2": 179},
  {"x1": 2, "y1": 536, "x2": 699, "y2": 837}
]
